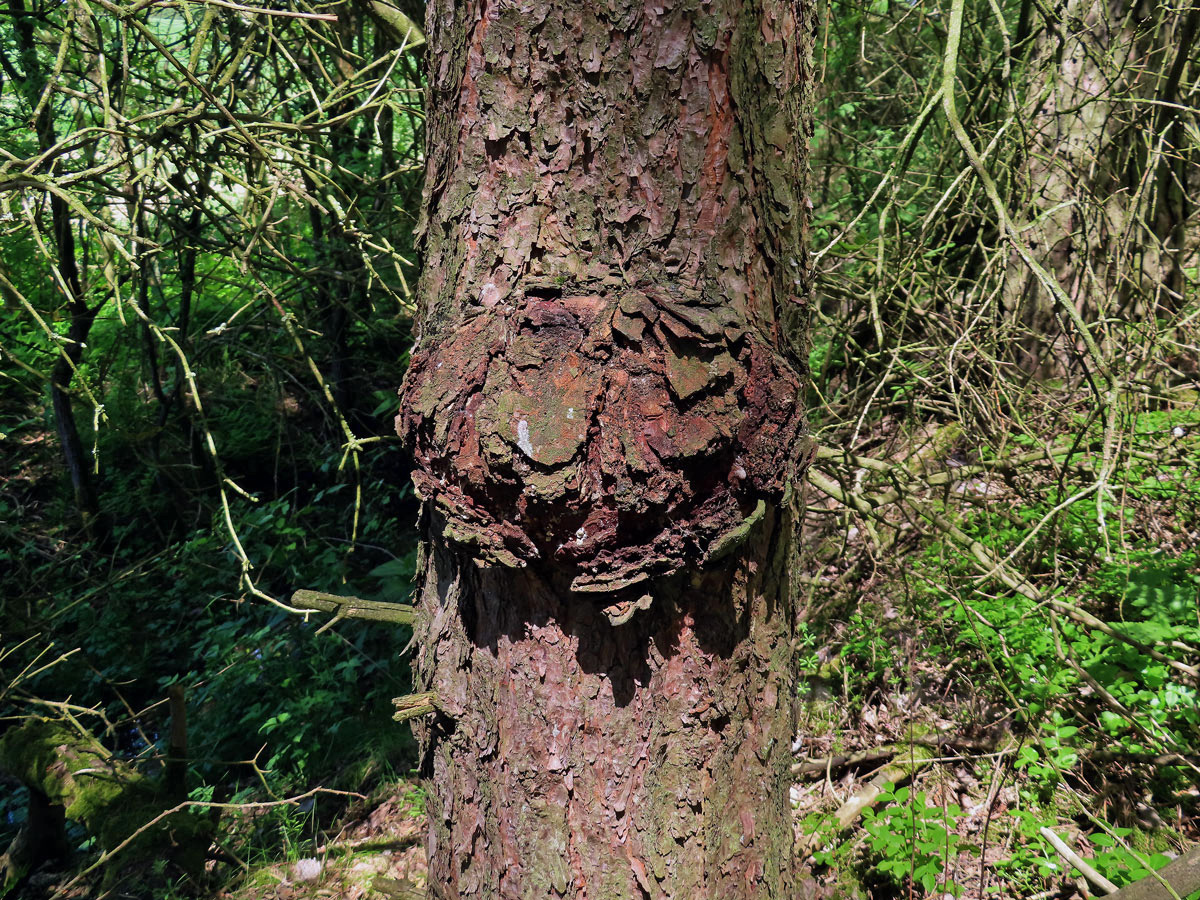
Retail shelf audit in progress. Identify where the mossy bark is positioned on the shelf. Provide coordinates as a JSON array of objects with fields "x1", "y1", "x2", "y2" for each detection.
[{"x1": 397, "y1": 1, "x2": 816, "y2": 896}]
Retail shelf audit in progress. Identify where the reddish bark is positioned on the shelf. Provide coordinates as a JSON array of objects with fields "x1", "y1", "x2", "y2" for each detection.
[{"x1": 397, "y1": 0, "x2": 815, "y2": 896}]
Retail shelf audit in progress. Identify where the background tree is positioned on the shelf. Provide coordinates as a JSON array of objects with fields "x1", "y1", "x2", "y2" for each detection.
[
  {"x1": 1, "y1": 1, "x2": 430, "y2": 891},
  {"x1": 1003, "y1": 0, "x2": 1200, "y2": 368}
]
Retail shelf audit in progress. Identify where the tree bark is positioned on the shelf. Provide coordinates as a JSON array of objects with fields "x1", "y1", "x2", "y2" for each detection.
[{"x1": 397, "y1": 1, "x2": 816, "y2": 897}]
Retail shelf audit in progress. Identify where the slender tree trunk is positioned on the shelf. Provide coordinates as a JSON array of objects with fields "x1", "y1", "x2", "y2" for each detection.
[
  {"x1": 10, "y1": 0, "x2": 101, "y2": 525},
  {"x1": 397, "y1": 1, "x2": 816, "y2": 897}
]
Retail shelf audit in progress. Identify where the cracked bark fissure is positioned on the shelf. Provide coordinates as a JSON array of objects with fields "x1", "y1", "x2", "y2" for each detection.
[{"x1": 396, "y1": 0, "x2": 816, "y2": 896}]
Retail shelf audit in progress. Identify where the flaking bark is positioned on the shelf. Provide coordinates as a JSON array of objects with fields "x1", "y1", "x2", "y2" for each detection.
[{"x1": 414, "y1": 509, "x2": 798, "y2": 899}]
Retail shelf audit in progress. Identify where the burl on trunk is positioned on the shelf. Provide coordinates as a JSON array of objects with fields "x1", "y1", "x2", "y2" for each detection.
[{"x1": 396, "y1": 1, "x2": 816, "y2": 897}]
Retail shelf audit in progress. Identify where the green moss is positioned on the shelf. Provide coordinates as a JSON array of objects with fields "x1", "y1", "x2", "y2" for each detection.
[{"x1": 0, "y1": 721, "x2": 125, "y2": 820}]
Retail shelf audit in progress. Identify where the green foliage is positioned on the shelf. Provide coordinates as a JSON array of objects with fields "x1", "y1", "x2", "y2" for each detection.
[
  {"x1": 4, "y1": 0, "x2": 1200, "y2": 895},
  {"x1": 1011, "y1": 715, "x2": 1081, "y2": 798},
  {"x1": 802, "y1": 354, "x2": 1200, "y2": 895},
  {"x1": 0, "y1": 6, "x2": 427, "y2": 890},
  {"x1": 861, "y1": 786, "x2": 972, "y2": 896},
  {"x1": 1083, "y1": 830, "x2": 1173, "y2": 888},
  {"x1": 803, "y1": 785, "x2": 976, "y2": 896},
  {"x1": 993, "y1": 810, "x2": 1069, "y2": 888}
]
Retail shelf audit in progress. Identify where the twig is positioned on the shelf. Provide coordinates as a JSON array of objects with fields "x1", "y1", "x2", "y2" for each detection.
[
  {"x1": 1040, "y1": 827, "x2": 1119, "y2": 895},
  {"x1": 173, "y1": 0, "x2": 339, "y2": 19},
  {"x1": 48, "y1": 787, "x2": 367, "y2": 899},
  {"x1": 392, "y1": 692, "x2": 438, "y2": 723},
  {"x1": 793, "y1": 735, "x2": 1013, "y2": 776},
  {"x1": 798, "y1": 740, "x2": 936, "y2": 856}
]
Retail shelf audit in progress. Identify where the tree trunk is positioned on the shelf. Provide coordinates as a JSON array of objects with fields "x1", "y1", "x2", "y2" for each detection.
[
  {"x1": 397, "y1": 1, "x2": 815, "y2": 897},
  {"x1": 1004, "y1": 0, "x2": 1200, "y2": 369}
]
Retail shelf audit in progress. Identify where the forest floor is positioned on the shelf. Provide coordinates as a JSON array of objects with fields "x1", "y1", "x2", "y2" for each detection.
[
  {"x1": 212, "y1": 588, "x2": 1199, "y2": 900},
  {"x1": 222, "y1": 789, "x2": 427, "y2": 900}
]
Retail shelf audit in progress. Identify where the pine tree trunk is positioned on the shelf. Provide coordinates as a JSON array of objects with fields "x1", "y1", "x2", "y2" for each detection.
[{"x1": 397, "y1": 2, "x2": 816, "y2": 896}]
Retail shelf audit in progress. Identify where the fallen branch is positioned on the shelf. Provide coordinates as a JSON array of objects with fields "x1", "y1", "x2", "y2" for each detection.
[
  {"x1": 1040, "y1": 827, "x2": 1119, "y2": 895},
  {"x1": 314, "y1": 835, "x2": 422, "y2": 858},
  {"x1": 794, "y1": 735, "x2": 1199, "y2": 779},
  {"x1": 373, "y1": 875, "x2": 424, "y2": 899},
  {"x1": 0, "y1": 718, "x2": 211, "y2": 887},
  {"x1": 794, "y1": 746, "x2": 897, "y2": 777},
  {"x1": 794, "y1": 735, "x2": 1013, "y2": 777},
  {"x1": 797, "y1": 742, "x2": 936, "y2": 855}
]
